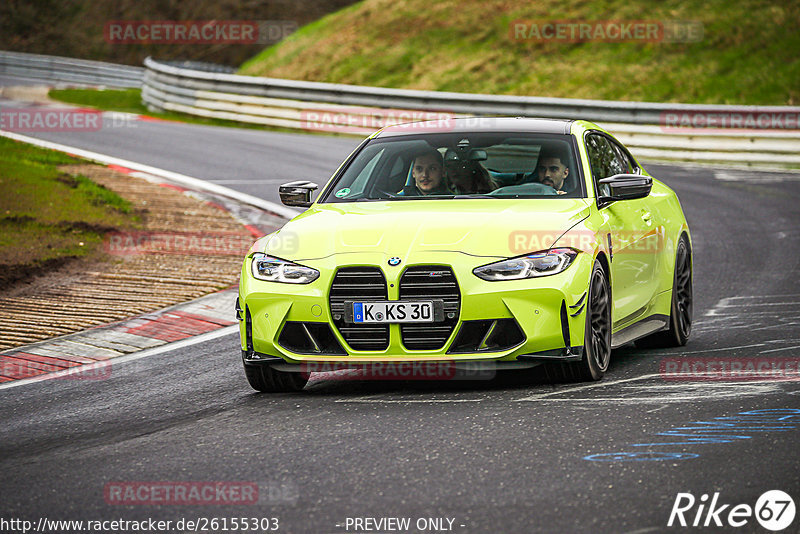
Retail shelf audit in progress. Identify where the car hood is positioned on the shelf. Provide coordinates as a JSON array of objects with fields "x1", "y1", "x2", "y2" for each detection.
[{"x1": 255, "y1": 199, "x2": 592, "y2": 260}]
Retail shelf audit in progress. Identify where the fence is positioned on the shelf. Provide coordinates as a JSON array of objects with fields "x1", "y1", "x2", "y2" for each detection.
[
  {"x1": 0, "y1": 51, "x2": 142, "y2": 88},
  {"x1": 140, "y1": 58, "x2": 800, "y2": 167},
  {"x1": 2, "y1": 51, "x2": 798, "y2": 167}
]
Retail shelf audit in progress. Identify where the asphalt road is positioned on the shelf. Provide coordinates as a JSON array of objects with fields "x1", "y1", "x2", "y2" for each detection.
[{"x1": 2, "y1": 87, "x2": 800, "y2": 533}]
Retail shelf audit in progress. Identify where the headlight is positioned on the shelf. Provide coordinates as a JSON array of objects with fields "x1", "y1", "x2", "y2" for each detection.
[
  {"x1": 251, "y1": 253, "x2": 319, "y2": 284},
  {"x1": 473, "y1": 248, "x2": 579, "y2": 281}
]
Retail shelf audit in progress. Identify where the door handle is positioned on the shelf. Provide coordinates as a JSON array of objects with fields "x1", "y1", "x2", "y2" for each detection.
[{"x1": 640, "y1": 210, "x2": 652, "y2": 221}]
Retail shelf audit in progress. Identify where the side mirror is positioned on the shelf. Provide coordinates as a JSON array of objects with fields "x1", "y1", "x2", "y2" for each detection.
[
  {"x1": 597, "y1": 174, "x2": 652, "y2": 202},
  {"x1": 279, "y1": 180, "x2": 318, "y2": 207}
]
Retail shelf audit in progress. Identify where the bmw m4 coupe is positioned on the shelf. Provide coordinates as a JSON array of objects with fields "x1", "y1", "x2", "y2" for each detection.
[{"x1": 237, "y1": 117, "x2": 692, "y2": 392}]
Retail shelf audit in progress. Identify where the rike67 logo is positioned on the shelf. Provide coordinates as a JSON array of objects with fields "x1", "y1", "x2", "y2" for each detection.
[{"x1": 668, "y1": 490, "x2": 795, "y2": 531}]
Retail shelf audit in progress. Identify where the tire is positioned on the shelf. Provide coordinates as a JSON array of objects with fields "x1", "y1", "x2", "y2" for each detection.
[
  {"x1": 243, "y1": 355, "x2": 308, "y2": 393},
  {"x1": 544, "y1": 260, "x2": 612, "y2": 382},
  {"x1": 635, "y1": 235, "x2": 692, "y2": 349}
]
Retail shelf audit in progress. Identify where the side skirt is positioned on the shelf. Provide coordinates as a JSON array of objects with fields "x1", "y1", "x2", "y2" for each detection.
[{"x1": 610, "y1": 314, "x2": 669, "y2": 349}]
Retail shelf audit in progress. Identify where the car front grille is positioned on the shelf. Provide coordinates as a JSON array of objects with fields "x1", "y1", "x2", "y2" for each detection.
[
  {"x1": 329, "y1": 267, "x2": 389, "y2": 351},
  {"x1": 399, "y1": 266, "x2": 460, "y2": 350}
]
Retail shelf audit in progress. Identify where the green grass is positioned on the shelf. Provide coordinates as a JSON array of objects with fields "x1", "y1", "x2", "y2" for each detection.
[
  {"x1": 50, "y1": 88, "x2": 145, "y2": 115},
  {"x1": 0, "y1": 136, "x2": 137, "y2": 285},
  {"x1": 239, "y1": 0, "x2": 799, "y2": 106}
]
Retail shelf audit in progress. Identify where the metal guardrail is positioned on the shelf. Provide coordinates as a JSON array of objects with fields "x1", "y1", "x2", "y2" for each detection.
[
  {"x1": 2, "y1": 51, "x2": 797, "y2": 167},
  {"x1": 142, "y1": 57, "x2": 800, "y2": 168},
  {"x1": 0, "y1": 51, "x2": 143, "y2": 88}
]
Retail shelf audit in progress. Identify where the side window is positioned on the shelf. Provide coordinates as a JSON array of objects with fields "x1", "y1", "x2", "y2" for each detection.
[
  {"x1": 371, "y1": 152, "x2": 410, "y2": 194},
  {"x1": 348, "y1": 148, "x2": 384, "y2": 195},
  {"x1": 610, "y1": 140, "x2": 635, "y2": 173},
  {"x1": 389, "y1": 154, "x2": 406, "y2": 177},
  {"x1": 585, "y1": 134, "x2": 620, "y2": 196}
]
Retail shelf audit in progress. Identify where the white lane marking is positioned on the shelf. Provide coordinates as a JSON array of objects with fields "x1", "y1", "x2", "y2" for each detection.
[
  {"x1": 713, "y1": 302, "x2": 800, "y2": 307},
  {"x1": 751, "y1": 322, "x2": 800, "y2": 332},
  {"x1": 335, "y1": 397, "x2": 486, "y2": 404},
  {"x1": 692, "y1": 325, "x2": 753, "y2": 331},
  {"x1": 723, "y1": 295, "x2": 800, "y2": 300},
  {"x1": 646, "y1": 343, "x2": 767, "y2": 356},
  {"x1": 627, "y1": 382, "x2": 785, "y2": 390},
  {"x1": 520, "y1": 382, "x2": 786, "y2": 404},
  {"x1": 760, "y1": 345, "x2": 800, "y2": 354},
  {"x1": 0, "y1": 325, "x2": 238, "y2": 391},
  {"x1": 704, "y1": 295, "x2": 800, "y2": 318},
  {"x1": 621, "y1": 527, "x2": 662, "y2": 534},
  {"x1": 514, "y1": 373, "x2": 662, "y2": 402},
  {"x1": 703, "y1": 312, "x2": 800, "y2": 318},
  {"x1": 0, "y1": 130, "x2": 301, "y2": 219}
]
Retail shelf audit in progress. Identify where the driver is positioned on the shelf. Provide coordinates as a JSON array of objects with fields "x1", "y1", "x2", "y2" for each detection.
[
  {"x1": 399, "y1": 149, "x2": 451, "y2": 196},
  {"x1": 536, "y1": 148, "x2": 570, "y2": 194}
]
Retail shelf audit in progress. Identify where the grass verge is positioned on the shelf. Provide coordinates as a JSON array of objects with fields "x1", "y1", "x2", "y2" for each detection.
[
  {"x1": 0, "y1": 136, "x2": 138, "y2": 290},
  {"x1": 239, "y1": 0, "x2": 799, "y2": 106}
]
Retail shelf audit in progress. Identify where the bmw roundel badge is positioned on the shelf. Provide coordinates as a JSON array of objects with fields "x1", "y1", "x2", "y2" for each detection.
[{"x1": 388, "y1": 257, "x2": 402, "y2": 266}]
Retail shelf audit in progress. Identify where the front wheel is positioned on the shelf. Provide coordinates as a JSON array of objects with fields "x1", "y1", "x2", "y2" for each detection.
[
  {"x1": 545, "y1": 260, "x2": 611, "y2": 382},
  {"x1": 243, "y1": 354, "x2": 308, "y2": 393}
]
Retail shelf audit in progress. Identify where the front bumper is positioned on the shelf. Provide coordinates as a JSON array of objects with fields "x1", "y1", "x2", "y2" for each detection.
[{"x1": 239, "y1": 251, "x2": 592, "y2": 364}]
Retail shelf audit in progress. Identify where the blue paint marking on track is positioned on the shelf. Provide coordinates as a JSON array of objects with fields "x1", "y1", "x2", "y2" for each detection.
[
  {"x1": 584, "y1": 452, "x2": 700, "y2": 462},
  {"x1": 585, "y1": 408, "x2": 800, "y2": 462}
]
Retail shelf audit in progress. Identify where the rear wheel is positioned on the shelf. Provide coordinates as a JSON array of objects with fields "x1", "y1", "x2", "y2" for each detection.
[
  {"x1": 545, "y1": 260, "x2": 611, "y2": 382},
  {"x1": 243, "y1": 353, "x2": 308, "y2": 392},
  {"x1": 635, "y1": 235, "x2": 692, "y2": 348}
]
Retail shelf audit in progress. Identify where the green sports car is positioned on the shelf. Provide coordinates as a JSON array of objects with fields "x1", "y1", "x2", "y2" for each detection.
[{"x1": 237, "y1": 118, "x2": 692, "y2": 392}]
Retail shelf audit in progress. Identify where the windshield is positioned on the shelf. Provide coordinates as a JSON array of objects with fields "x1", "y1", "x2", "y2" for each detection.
[{"x1": 320, "y1": 132, "x2": 583, "y2": 202}]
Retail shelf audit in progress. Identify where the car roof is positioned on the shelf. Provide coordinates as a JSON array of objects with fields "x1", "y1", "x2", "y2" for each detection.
[{"x1": 373, "y1": 117, "x2": 576, "y2": 138}]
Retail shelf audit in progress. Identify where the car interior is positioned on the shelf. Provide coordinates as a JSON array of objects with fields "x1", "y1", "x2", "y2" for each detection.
[{"x1": 324, "y1": 135, "x2": 583, "y2": 201}]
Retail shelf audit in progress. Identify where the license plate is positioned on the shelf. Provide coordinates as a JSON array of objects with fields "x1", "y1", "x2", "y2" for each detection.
[{"x1": 353, "y1": 301, "x2": 434, "y2": 323}]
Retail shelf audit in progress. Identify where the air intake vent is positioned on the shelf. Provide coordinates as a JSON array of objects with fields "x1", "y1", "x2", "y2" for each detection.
[
  {"x1": 399, "y1": 266, "x2": 460, "y2": 350},
  {"x1": 448, "y1": 319, "x2": 525, "y2": 353},
  {"x1": 329, "y1": 267, "x2": 389, "y2": 351},
  {"x1": 278, "y1": 322, "x2": 346, "y2": 355}
]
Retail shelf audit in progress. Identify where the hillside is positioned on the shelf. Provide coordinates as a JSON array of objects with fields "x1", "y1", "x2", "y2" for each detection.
[
  {"x1": 0, "y1": 0, "x2": 356, "y2": 67},
  {"x1": 239, "y1": 0, "x2": 799, "y2": 105}
]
